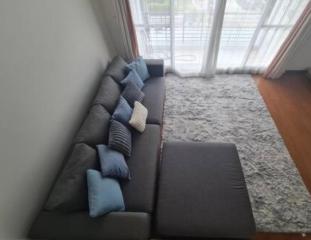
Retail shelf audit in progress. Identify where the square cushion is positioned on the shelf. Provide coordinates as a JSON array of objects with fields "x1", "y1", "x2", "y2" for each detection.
[
  {"x1": 156, "y1": 142, "x2": 256, "y2": 238},
  {"x1": 97, "y1": 145, "x2": 130, "y2": 180},
  {"x1": 74, "y1": 105, "x2": 111, "y2": 147},
  {"x1": 45, "y1": 143, "x2": 99, "y2": 212},
  {"x1": 121, "y1": 70, "x2": 144, "y2": 90},
  {"x1": 142, "y1": 77, "x2": 165, "y2": 125},
  {"x1": 121, "y1": 81, "x2": 145, "y2": 108},
  {"x1": 104, "y1": 56, "x2": 128, "y2": 83},
  {"x1": 87, "y1": 170, "x2": 125, "y2": 218},
  {"x1": 121, "y1": 124, "x2": 161, "y2": 213},
  {"x1": 127, "y1": 57, "x2": 150, "y2": 81},
  {"x1": 112, "y1": 97, "x2": 133, "y2": 127},
  {"x1": 129, "y1": 102, "x2": 148, "y2": 133},
  {"x1": 92, "y1": 76, "x2": 122, "y2": 114},
  {"x1": 108, "y1": 120, "x2": 132, "y2": 157}
]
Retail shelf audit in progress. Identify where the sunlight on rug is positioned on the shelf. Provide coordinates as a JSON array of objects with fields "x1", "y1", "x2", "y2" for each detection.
[{"x1": 163, "y1": 74, "x2": 311, "y2": 232}]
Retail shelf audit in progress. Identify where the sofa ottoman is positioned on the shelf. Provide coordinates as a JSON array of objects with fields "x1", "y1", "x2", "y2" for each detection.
[{"x1": 156, "y1": 142, "x2": 256, "y2": 239}]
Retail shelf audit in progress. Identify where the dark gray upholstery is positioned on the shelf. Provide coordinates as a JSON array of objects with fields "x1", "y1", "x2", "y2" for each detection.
[
  {"x1": 121, "y1": 124, "x2": 161, "y2": 213},
  {"x1": 92, "y1": 75, "x2": 122, "y2": 114},
  {"x1": 142, "y1": 77, "x2": 165, "y2": 125},
  {"x1": 121, "y1": 81, "x2": 145, "y2": 107},
  {"x1": 145, "y1": 59, "x2": 164, "y2": 77},
  {"x1": 105, "y1": 56, "x2": 128, "y2": 83},
  {"x1": 74, "y1": 105, "x2": 111, "y2": 147},
  {"x1": 156, "y1": 142, "x2": 256, "y2": 239},
  {"x1": 29, "y1": 57, "x2": 166, "y2": 240},
  {"x1": 45, "y1": 143, "x2": 99, "y2": 212},
  {"x1": 29, "y1": 211, "x2": 150, "y2": 240}
]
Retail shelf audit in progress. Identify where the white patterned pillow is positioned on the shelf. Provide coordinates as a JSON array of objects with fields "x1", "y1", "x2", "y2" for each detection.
[{"x1": 129, "y1": 102, "x2": 148, "y2": 133}]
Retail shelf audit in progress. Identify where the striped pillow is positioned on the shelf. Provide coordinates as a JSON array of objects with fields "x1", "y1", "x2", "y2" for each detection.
[{"x1": 108, "y1": 120, "x2": 132, "y2": 157}]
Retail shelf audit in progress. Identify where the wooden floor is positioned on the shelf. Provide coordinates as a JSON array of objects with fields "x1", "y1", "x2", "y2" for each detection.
[{"x1": 253, "y1": 72, "x2": 311, "y2": 240}]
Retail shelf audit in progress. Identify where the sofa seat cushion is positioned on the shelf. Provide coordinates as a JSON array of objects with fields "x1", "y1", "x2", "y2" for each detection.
[
  {"x1": 92, "y1": 76, "x2": 122, "y2": 114},
  {"x1": 29, "y1": 211, "x2": 150, "y2": 240},
  {"x1": 74, "y1": 105, "x2": 111, "y2": 147},
  {"x1": 142, "y1": 77, "x2": 165, "y2": 125},
  {"x1": 121, "y1": 124, "x2": 161, "y2": 213}
]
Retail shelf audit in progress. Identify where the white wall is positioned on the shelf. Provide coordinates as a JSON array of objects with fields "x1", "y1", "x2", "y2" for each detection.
[{"x1": 0, "y1": 0, "x2": 113, "y2": 238}]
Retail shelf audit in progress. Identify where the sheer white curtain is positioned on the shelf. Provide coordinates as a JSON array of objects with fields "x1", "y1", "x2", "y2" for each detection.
[{"x1": 130, "y1": 0, "x2": 309, "y2": 76}]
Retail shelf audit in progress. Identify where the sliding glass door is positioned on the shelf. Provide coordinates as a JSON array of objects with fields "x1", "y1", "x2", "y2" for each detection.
[{"x1": 130, "y1": 0, "x2": 308, "y2": 75}]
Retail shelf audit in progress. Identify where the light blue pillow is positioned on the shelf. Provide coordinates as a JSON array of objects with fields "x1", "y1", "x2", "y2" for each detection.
[
  {"x1": 127, "y1": 57, "x2": 150, "y2": 82},
  {"x1": 87, "y1": 169, "x2": 125, "y2": 218},
  {"x1": 96, "y1": 144, "x2": 130, "y2": 180},
  {"x1": 112, "y1": 96, "x2": 133, "y2": 126},
  {"x1": 120, "y1": 70, "x2": 144, "y2": 89}
]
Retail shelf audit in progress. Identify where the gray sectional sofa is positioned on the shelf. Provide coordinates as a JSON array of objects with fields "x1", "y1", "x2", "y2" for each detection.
[
  {"x1": 29, "y1": 57, "x2": 165, "y2": 240},
  {"x1": 29, "y1": 56, "x2": 255, "y2": 240}
]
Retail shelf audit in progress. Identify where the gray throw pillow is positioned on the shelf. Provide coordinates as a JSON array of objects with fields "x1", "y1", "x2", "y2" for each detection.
[
  {"x1": 121, "y1": 81, "x2": 145, "y2": 108},
  {"x1": 45, "y1": 143, "x2": 99, "y2": 212},
  {"x1": 108, "y1": 120, "x2": 132, "y2": 157}
]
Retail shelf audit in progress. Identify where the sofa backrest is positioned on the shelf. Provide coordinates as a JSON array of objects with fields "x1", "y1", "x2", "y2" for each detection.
[
  {"x1": 92, "y1": 76, "x2": 121, "y2": 114},
  {"x1": 74, "y1": 104, "x2": 111, "y2": 147},
  {"x1": 74, "y1": 56, "x2": 128, "y2": 147}
]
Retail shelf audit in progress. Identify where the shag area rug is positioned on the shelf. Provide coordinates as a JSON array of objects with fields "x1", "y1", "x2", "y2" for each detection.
[{"x1": 163, "y1": 74, "x2": 311, "y2": 232}]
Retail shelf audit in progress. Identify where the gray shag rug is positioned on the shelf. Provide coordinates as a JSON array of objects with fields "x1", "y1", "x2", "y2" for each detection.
[{"x1": 163, "y1": 74, "x2": 311, "y2": 232}]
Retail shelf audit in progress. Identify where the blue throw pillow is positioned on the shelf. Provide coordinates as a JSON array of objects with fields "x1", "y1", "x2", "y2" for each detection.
[
  {"x1": 112, "y1": 96, "x2": 133, "y2": 126},
  {"x1": 120, "y1": 70, "x2": 144, "y2": 89},
  {"x1": 127, "y1": 56, "x2": 150, "y2": 82},
  {"x1": 87, "y1": 169, "x2": 125, "y2": 218},
  {"x1": 96, "y1": 145, "x2": 130, "y2": 180}
]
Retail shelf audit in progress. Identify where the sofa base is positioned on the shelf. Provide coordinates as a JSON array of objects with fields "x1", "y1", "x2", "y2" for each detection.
[{"x1": 29, "y1": 211, "x2": 150, "y2": 240}]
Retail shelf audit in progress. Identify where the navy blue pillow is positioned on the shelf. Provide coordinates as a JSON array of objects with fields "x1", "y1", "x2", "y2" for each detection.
[
  {"x1": 96, "y1": 145, "x2": 130, "y2": 180},
  {"x1": 112, "y1": 96, "x2": 133, "y2": 126},
  {"x1": 120, "y1": 70, "x2": 144, "y2": 89},
  {"x1": 127, "y1": 56, "x2": 150, "y2": 82},
  {"x1": 87, "y1": 169, "x2": 125, "y2": 218}
]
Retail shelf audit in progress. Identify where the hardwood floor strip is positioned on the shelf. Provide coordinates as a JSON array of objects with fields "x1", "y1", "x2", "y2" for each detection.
[{"x1": 252, "y1": 72, "x2": 311, "y2": 240}]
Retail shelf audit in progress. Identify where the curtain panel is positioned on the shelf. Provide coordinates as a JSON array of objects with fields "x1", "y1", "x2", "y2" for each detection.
[{"x1": 129, "y1": 0, "x2": 309, "y2": 77}]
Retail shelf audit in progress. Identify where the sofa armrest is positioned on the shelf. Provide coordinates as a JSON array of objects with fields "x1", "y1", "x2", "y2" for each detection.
[{"x1": 145, "y1": 59, "x2": 164, "y2": 77}]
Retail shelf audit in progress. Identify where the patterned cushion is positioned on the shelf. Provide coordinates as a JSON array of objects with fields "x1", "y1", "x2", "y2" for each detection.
[
  {"x1": 109, "y1": 120, "x2": 132, "y2": 157},
  {"x1": 129, "y1": 102, "x2": 148, "y2": 133},
  {"x1": 121, "y1": 81, "x2": 145, "y2": 108},
  {"x1": 112, "y1": 97, "x2": 133, "y2": 127},
  {"x1": 120, "y1": 70, "x2": 144, "y2": 90}
]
